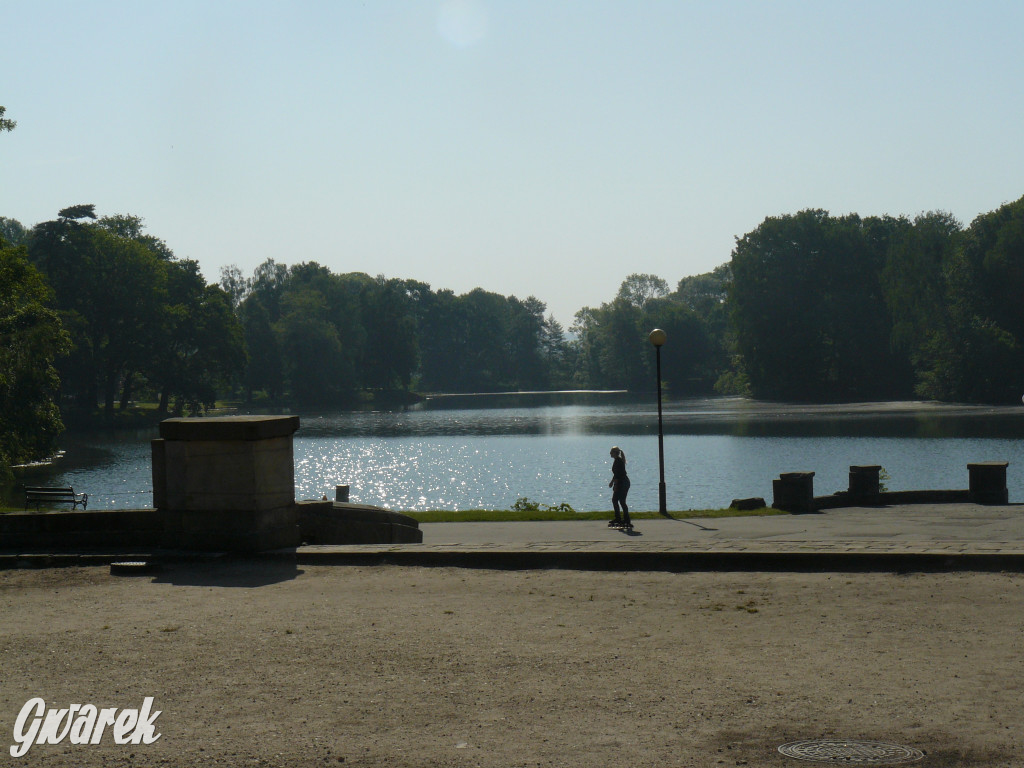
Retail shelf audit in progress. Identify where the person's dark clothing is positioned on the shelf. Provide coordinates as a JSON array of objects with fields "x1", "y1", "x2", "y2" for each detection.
[{"x1": 611, "y1": 455, "x2": 630, "y2": 520}]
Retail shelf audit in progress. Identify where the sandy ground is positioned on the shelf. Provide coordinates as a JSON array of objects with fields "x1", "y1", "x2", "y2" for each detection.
[{"x1": 0, "y1": 562, "x2": 1022, "y2": 767}]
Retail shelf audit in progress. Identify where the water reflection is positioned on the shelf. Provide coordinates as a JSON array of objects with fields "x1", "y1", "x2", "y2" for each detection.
[
  {"x1": 291, "y1": 433, "x2": 1024, "y2": 513},
  {"x1": 6, "y1": 397, "x2": 1024, "y2": 512},
  {"x1": 295, "y1": 396, "x2": 1024, "y2": 439}
]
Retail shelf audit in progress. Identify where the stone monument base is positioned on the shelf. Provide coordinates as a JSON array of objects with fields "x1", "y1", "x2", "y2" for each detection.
[{"x1": 152, "y1": 415, "x2": 302, "y2": 552}]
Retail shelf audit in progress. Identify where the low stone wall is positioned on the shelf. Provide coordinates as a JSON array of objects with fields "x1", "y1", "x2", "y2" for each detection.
[
  {"x1": 0, "y1": 502, "x2": 424, "y2": 552},
  {"x1": 0, "y1": 509, "x2": 161, "y2": 551},
  {"x1": 814, "y1": 489, "x2": 973, "y2": 510},
  {"x1": 772, "y1": 461, "x2": 1010, "y2": 512},
  {"x1": 297, "y1": 501, "x2": 423, "y2": 545}
]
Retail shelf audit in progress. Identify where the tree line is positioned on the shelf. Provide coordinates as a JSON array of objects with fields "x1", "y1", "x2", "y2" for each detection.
[
  {"x1": 729, "y1": 198, "x2": 1024, "y2": 403},
  {"x1": 3, "y1": 193, "x2": 1024, "y2": 474},
  {"x1": 220, "y1": 262, "x2": 728, "y2": 405}
]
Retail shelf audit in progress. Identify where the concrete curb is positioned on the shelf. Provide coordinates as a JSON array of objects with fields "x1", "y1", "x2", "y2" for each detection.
[
  {"x1": 4, "y1": 547, "x2": 1024, "y2": 573},
  {"x1": 290, "y1": 547, "x2": 1024, "y2": 572}
]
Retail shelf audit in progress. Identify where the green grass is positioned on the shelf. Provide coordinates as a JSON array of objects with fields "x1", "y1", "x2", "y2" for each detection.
[{"x1": 406, "y1": 507, "x2": 785, "y2": 523}]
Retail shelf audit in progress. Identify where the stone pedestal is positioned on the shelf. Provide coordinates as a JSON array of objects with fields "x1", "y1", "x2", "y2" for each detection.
[
  {"x1": 772, "y1": 472, "x2": 816, "y2": 514},
  {"x1": 967, "y1": 461, "x2": 1009, "y2": 505},
  {"x1": 848, "y1": 465, "x2": 882, "y2": 498},
  {"x1": 152, "y1": 415, "x2": 301, "y2": 551}
]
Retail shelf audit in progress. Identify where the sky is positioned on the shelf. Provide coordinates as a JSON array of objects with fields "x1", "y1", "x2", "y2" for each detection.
[{"x1": 3, "y1": 0, "x2": 1024, "y2": 326}]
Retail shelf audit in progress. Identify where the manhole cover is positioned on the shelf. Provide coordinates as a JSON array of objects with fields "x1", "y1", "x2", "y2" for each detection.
[
  {"x1": 110, "y1": 561, "x2": 153, "y2": 576},
  {"x1": 778, "y1": 739, "x2": 924, "y2": 764}
]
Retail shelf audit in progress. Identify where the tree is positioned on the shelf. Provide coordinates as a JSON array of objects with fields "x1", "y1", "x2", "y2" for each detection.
[
  {"x1": 149, "y1": 260, "x2": 246, "y2": 414},
  {"x1": 570, "y1": 298, "x2": 648, "y2": 391},
  {"x1": 674, "y1": 264, "x2": 730, "y2": 317},
  {"x1": 671, "y1": 264, "x2": 733, "y2": 393},
  {"x1": 219, "y1": 264, "x2": 250, "y2": 310},
  {"x1": 0, "y1": 217, "x2": 28, "y2": 247},
  {"x1": 28, "y1": 208, "x2": 107, "y2": 406},
  {"x1": 0, "y1": 243, "x2": 70, "y2": 474},
  {"x1": 570, "y1": 306, "x2": 604, "y2": 388},
  {"x1": 0, "y1": 106, "x2": 15, "y2": 133},
  {"x1": 881, "y1": 211, "x2": 961, "y2": 397},
  {"x1": 644, "y1": 298, "x2": 721, "y2": 394},
  {"x1": 616, "y1": 273, "x2": 669, "y2": 310},
  {"x1": 292, "y1": 266, "x2": 365, "y2": 392},
  {"x1": 98, "y1": 214, "x2": 175, "y2": 261},
  {"x1": 729, "y1": 210, "x2": 911, "y2": 401},
  {"x1": 275, "y1": 289, "x2": 347, "y2": 405},
  {"x1": 26, "y1": 208, "x2": 242, "y2": 416},
  {"x1": 916, "y1": 196, "x2": 1024, "y2": 402},
  {"x1": 539, "y1": 314, "x2": 573, "y2": 389},
  {"x1": 237, "y1": 259, "x2": 291, "y2": 400},
  {"x1": 416, "y1": 288, "x2": 467, "y2": 392},
  {"x1": 250, "y1": 258, "x2": 291, "y2": 320},
  {"x1": 506, "y1": 295, "x2": 548, "y2": 390},
  {"x1": 238, "y1": 293, "x2": 284, "y2": 401},
  {"x1": 457, "y1": 288, "x2": 513, "y2": 391},
  {"x1": 34, "y1": 222, "x2": 166, "y2": 414},
  {"x1": 58, "y1": 204, "x2": 97, "y2": 222},
  {"x1": 359, "y1": 276, "x2": 419, "y2": 391}
]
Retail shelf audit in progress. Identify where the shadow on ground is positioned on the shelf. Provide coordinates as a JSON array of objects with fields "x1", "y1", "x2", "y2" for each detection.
[{"x1": 149, "y1": 557, "x2": 303, "y2": 587}]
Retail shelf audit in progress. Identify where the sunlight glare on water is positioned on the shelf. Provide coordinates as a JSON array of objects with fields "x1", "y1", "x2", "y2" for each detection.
[{"x1": 12, "y1": 398, "x2": 1024, "y2": 512}]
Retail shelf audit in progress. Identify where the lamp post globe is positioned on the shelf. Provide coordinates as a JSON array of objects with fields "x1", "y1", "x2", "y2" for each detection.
[{"x1": 648, "y1": 329, "x2": 668, "y2": 515}]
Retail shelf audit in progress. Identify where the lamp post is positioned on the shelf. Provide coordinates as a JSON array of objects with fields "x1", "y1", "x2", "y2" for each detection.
[{"x1": 648, "y1": 328, "x2": 667, "y2": 515}]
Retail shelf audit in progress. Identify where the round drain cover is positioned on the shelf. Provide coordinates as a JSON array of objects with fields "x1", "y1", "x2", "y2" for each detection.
[
  {"x1": 110, "y1": 561, "x2": 152, "y2": 576},
  {"x1": 778, "y1": 739, "x2": 924, "y2": 765}
]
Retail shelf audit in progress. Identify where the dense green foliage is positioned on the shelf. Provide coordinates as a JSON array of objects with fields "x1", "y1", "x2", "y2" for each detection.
[
  {"x1": 572, "y1": 270, "x2": 728, "y2": 394},
  {"x1": 728, "y1": 196, "x2": 1024, "y2": 403},
  {"x1": 4, "y1": 192, "x2": 1024, "y2": 473},
  {"x1": 729, "y1": 210, "x2": 911, "y2": 400},
  {"x1": 0, "y1": 241, "x2": 70, "y2": 475},
  {"x1": 219, "y1": 263, "x2": 729, "y2": 403},
  {"x1": 24, "y1": 207, "x2": 245, "y2": 418},
  {"x1": 0, "y1": 107, "x2": 69, "y2": 476},
  {"x1": 227, "y1": 262, "x2": 570, "y2": 402}
]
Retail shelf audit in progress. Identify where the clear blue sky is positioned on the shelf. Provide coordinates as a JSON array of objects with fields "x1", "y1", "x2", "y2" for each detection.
[{"x1": 3, "y1": 1, "x2": 1023, "y2": 325}]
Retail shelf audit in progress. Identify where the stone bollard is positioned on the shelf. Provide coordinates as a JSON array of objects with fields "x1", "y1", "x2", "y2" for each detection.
[
  {"x1": 848, "y1": 465, "x2": 882, "y2": 498},
  {"x1": 772, "y1": 472, "x2": 815, "y2": 514},
  {"x1": 336, "y1": 484, "x2": 350, "y2": 503},
  {"x1": 967, "y1": 462, "x2": 1009, "y2": 504}
]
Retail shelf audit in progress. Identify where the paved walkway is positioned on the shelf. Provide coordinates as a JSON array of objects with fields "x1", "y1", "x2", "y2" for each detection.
[
  {"x1": 297, "y1": 503, "x2": 1024, "y2": 571},
  {"x1": 3, "y1": 504, "x2": 1023, "y2": 572}
]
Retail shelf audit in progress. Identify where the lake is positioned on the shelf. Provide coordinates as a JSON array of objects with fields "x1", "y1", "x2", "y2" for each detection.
[{"x1": 8, "y1": 395, "x2": 1024, "y2": 512}]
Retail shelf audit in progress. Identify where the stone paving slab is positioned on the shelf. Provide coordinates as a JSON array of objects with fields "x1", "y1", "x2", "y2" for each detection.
[
  {"x1": 3, "y1": 503, "x2": 1023, "y2": 572},
  {"x1": 290, "y1": 504, "x2": 1024, "y2": 572}
]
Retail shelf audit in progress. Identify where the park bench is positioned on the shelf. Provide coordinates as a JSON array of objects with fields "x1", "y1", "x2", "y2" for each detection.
[{"x1": 24, "y1": 486, "x2": 89, "y2": 510}]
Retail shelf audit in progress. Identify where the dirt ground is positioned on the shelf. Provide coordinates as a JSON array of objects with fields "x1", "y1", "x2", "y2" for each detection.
[{"x1": 0, "y1": 562, "x2": 1021, "y2": 767}]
